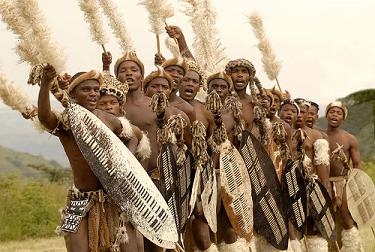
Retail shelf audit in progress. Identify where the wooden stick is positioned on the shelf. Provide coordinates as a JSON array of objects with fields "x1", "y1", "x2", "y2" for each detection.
[
  {"x1": 156, "y1": 34, "x2": 161, "y2": 55},
  {"x1": 275, "y1": 76, "x2": 282, "y2": 93},
  {"x1": 334, "y1": 241, "x2": 340, "y2": 252},
  {"x1": 164, "y1": 21, "x2": 179, "y2": 45},
  {"x1": 101, "y1": 44, "x2": 107, "y2": 54}
]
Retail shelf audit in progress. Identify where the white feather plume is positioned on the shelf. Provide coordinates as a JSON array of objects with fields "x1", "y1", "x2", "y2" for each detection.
[
  {"x1": 249, "y1": 12, "x2": 281, "y2": 81},
  {"x1": 0, "y1": 71, "x2": 30, "y2": 113},
  {"x1": 79, "y1": 0, "x2": 108, "y2": 46},
  {"x1": 180, "y1": 0, "x2": 228, "y2": 75},
  {"x1": 15, "y1": 0, "x2": 66, "y2": 72},
  {"x1": 164, "y1": 37, "x2": 180, "y2": 57},
  {"x1": 99, "y1": 0, "x2": 135, "y2": 52},
  {"x1": 0, "y1": 0, "x2": 39, "y2": 65},
  {"x1": 139, "y1": 0, "x2": 174, "y2": 35}
]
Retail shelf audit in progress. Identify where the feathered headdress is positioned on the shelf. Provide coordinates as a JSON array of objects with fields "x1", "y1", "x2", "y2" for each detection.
[
  {"x1": 249, "y1": 12, "x2": 282, "y2": 91},
  {"x1": 99, "y1": 0, "x2": 135, "y2": 53},
  {"x1": 139, "y1": 0, "x2": 174, "y2": 55},
  {"x1": 79, "y1": 0, "x2": 108, "y2": 51},
  {"x1": 180, "y1": 0, "x2": 228, "y2": 75}
]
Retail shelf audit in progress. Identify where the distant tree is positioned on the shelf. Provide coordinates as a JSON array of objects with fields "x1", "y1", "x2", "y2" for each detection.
[{"x1": 28, "y1": 164, "x2": 72, "y2": 184}]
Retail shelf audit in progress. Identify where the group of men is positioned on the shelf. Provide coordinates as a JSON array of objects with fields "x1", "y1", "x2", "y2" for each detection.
[{"x1": 32, "y1": 25, "x2": 364, "y2": 252}]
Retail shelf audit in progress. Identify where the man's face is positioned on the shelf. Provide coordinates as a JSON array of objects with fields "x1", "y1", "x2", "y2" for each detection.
[
  {"x1": 165, "y1": 65, "x2": 184, "y2": 90},
  {"x1": 97, "y1": 95, "x2": 121, "y2": 116},
  {"x1": 179, "y1": 70, "x2": 200, "y2": 102},
  {"x1": 71, "y1": 79, "x2": 100, "y2": 111},
  {"x1": 295, "y1": 104, "x2": 308, "y2": 129},
  {"x1": 279, "y1": 104, "x2": 298, "y2": 125},
  {"x1": 326, "y1": 107, "x2": 344, "y2": 128},
  {"x1": 306, "y1": 106, "x2": 318, "y2": 128},
  {"x1": 144, "y1": 77, "x2": 171, "y2": 98},
  {"x1": 208, "y1": 79, "x2": 229, "y2": 100},
  {"x1": 269, "y1": 94, "x2": 281, "y2": 118},
  {"x1": 229, "y1": 66, "x2": 251, "y2": 92},
  {"x1": 117, "y1": 61, "x2": 143, "y2": 92}
]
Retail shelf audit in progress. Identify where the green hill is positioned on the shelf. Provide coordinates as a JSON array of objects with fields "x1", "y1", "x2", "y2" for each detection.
[
  {"x1": 0, "y1": 145, "x2": 65, "y2": 178},
  {"x1": 317, "y1": 89, "x2": 375, "y2": 161}
]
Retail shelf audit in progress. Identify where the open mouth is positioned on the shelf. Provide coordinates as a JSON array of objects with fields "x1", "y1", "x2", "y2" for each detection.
[
  {"x1": 184, "y1": 88, "x2": 194, "y2": 95},
  {"x1": 126, "y1": 78, "x2": 134, "y2": 84},
  {"x1": 87, "y1": 98, "x2": 97, "y2": 106}
]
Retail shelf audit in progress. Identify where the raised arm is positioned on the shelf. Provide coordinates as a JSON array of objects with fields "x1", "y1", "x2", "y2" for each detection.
[
  {"x1": 165, "y1": 25, "x2": 195, "y2": 60},
  {"x1": 102, "y1": 52, "x2": 112, "y2": 72},
  {"x1": 349, "y1": 135, "x2": 362, "y2": 169},
  {"x1": 37, "y1": 64, "x2": 59, "y2": 131}
]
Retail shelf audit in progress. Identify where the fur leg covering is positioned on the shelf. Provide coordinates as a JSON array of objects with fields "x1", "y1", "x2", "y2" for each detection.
[
  {"x1": 253, "y1": 234, "x2": 279, "y2": 252},
  {"x1": 341, "y1": 227, "x2": 364, "y2": 252},
  {"x1": 305, "y1": 235, "x2": 328, "y2": 252},
  {"x1": 289, "y1": 239, "x2": 304, "y2": 252},
  {"x1": 218, "y1": 238, "x2": 249, "y2": 252},
  {"x1": 194, "y1": 243, "x2": 219, "y2": 252}
]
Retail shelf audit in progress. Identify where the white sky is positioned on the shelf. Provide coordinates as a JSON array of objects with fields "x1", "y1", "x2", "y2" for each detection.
[{"x1": 1, "y1": 0, "x2": 375, "y2": 116}]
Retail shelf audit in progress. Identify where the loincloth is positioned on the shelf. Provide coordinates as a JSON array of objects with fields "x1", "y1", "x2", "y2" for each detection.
[
  {"x1": 329, "y1": 176, "x2": 346, "y2": 210},
  {"x1": 56, "y1": 185, "x2": 129, "y2": 252}
]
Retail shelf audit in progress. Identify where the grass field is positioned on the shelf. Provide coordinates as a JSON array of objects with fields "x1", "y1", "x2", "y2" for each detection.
[{"x1": 0, "y1": 237, "x2": 65, "y2": 252}]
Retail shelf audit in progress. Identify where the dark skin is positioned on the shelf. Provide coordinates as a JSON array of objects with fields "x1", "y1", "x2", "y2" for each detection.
[
  {"x1": 164, "y1": 65, "x2": 196, "y2": 123},
  {"x1": 142, "y1": 77, "x2": 192, "y2": 252},
  {"x1": 179, "y1": 71, "x2": 218, "y2": 250},
  {"x1": 179, "y1": 70, "x2": 213, "y2": 132},
  {"x1": 207, "y1": 79, "x2": 237, "y2": 245},
  {"x1": 307, "y1": 105, "x2": 327, "y2": 136},
  {"x1": 227, "y1": 66, "x2": 254, "y2": 131},
  {"x1": 154, "y1": 25, "x2": 195, "y2": 66},
  {"x1": 279, "y1": 103, "x2": 298, "y2": 127},
  {"x1": 268, "y1": 93, "x2": 293, "y2": 152},
  {"x1": 38, "y1": 65, "x2": 135, "y2": 252},
  {"x1": 326, "y1": 107, "x2": 361, "y2": 229},
  {"x1": 294, "y1": 104, "x2": 332, "y2": 197},
  {"x1": 97, "y1": 95, "x2": 140, "y2": 155}
]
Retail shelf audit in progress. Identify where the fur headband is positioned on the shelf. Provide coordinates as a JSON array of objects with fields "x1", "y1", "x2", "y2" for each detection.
[
  {"x1": 325, "y1": 101, "x2": 348, "y2": 120},
  {"x1": 68, "y1": 70, "x2": 104, "y2": 94}
]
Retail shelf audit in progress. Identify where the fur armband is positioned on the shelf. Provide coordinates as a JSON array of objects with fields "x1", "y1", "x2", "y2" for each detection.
[
  {"x1": 313, "y1": 139, "x2": 330, "y2": 166},
  {"x1": 136, "y1": 132, "x2": 151, "y2": 161},
  {"x1": 118, "y1": 117, "x2": 134, "y2": 139}
]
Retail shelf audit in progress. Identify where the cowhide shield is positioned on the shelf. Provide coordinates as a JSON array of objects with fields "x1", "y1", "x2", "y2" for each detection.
[
  {"x1": 159, "y1": 145, "x2": 193, "y2": 239},
  {"x1": 158, "y1": 144, "x2": 180, "y2": 233},
  {"x1": 177, "y1": 150, "x2": 194, "y2": 231},
  {"x1": 308, "y1": 180, "x2": 336, "y2": 241},
  {"x1": 219, "y1": 140, "x2": 253, "y2": 242},
  {"x1": 281, "y1": 159, "x2": 307, "y2": 234},
  {"x1": 239, "y1": 130, "x2": 288, "y2": 250},
  {"x1": 200, "y1": 160, "x2": 217, "y2": 232},
  {"x1": 67, "y1": 103, "x2": 177, "y2": 249},
  {"x1": 346, "y1": 169, "x2": 375, "y2": 229}
]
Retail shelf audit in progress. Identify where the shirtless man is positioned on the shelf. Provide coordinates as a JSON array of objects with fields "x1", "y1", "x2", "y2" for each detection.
[
  {"x1": 153, "y1": 25, "x2": 196, "y2": 123},
  {"x1": 325, "y1": 101, "x2": 364, "y2": 251},
  {"x1": 179, "y1": 60, "x2": 213, "y2": 131},
  {"x1": 294, "y1": 98, "x2": 332, "y2": 251},
  {"x1": 225, "y1": 59, "x2": 255, "y2": 134},
  {"x1": 97, "y1": 72, "x2": 151, "y2": 163},
  {"x1": 161, "y1": 57, "x2": 196, "y2": 123},
  {"x1": 279, "y1": 99, "x2": 299, "y2": 127},
  {"x1": 38, "y1": 65, "x2": 140, "y2": 252},
  {"x1": 206, "y1": 72, "x2": 251, "y2": 251},
  {"x1": 306, "y1": 101, "x2": 326, "y2": 134}
]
